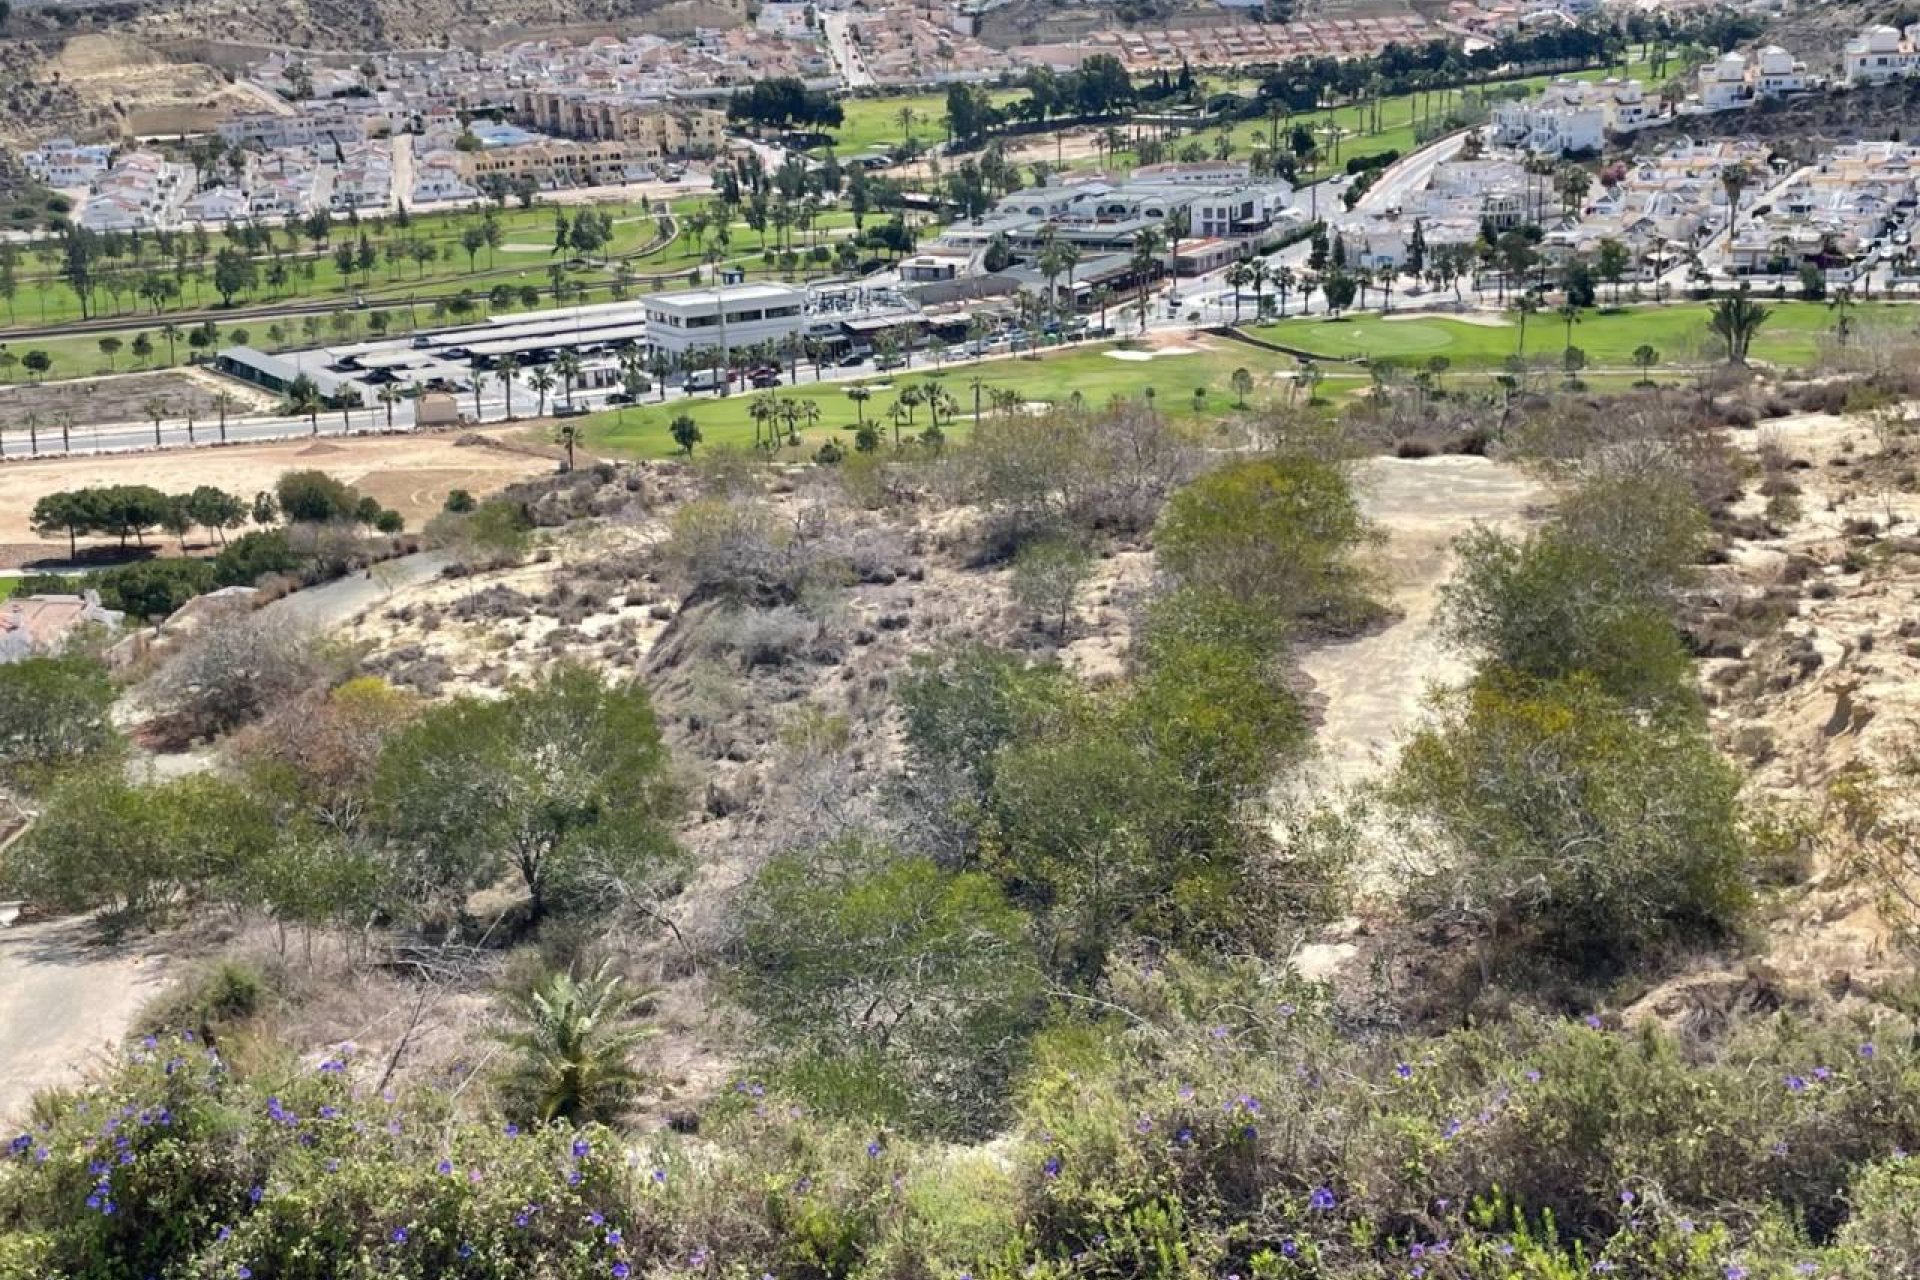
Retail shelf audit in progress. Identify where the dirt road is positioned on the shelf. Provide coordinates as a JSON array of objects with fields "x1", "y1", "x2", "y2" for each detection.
[
  {"x1": 0, "y1": 916, "x2": 167, "y2": 1123},
  {"x1": 1301, "y1": 454, "x2": 1545, "y2": 787}
]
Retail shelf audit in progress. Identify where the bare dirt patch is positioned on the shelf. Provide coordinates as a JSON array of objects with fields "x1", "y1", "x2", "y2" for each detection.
[
  {"x1": 0, "y1": 429, "x2": 554, "y2": 561},
  {"x1": 0, "y1": 371, "x2": 253, "y2": 436},
  {"x1": 0, "y1": 915, "x2": 170, "y2": 1124},
  {"x1": 1300, "y1": 454, "x2": 1546, "y2": 787}
]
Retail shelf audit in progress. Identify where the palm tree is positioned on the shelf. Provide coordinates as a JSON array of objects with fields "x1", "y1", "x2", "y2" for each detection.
[
  {"x1": 896, "y1": 105, "x2": 917, "y2": 148},
  {"x1": 1130, "y1": 229, "x2": 1163, "y2": 334},
  {"x1": 846, "y1": 384, "x2": 871, "y2": 430},
  {"x1": 1708, "y1": 293, "x2": 1772, "y2": 364},
  {"x1": 282, "y1": 374, "x2": 324, "y2": 434},
  {"x1": 1273, "y1": 264, "x2": 1294, "y2": 318},
  {"x1": 214, "y1": 387, "x2": 238, "y2": 443},
  {"x1": 494, "y1": 354, "x2": 520, "y2": 420},
  {"x1": 1225, "y1": 261, "x2": 1250, "y2": 322},
  {"x1": 554, "y1": 350, "x2": 583, "y2": 410},
  {"x1": 556, "y1": 420, "x2": 580, "y2": 471},
  {"x1": 377, "y1": 383, "x2": 401, "y2": 430},
  {"x1": 1558, "y1": 300, "x2": 1581, "y2": 354},
  {"x1": 1245, "y1": 257, "x2": 1271, "y2": 320},
  {"x1": 969, "y1": 373, "x2": 986, "y2": 422},
  {"x1": 143, "y1": 396, "x2": 170, "y2": 448},
  {"x1": 1515, "y1": 292, "x2": 1540, "y2": 356},
  {"x1": 1719, "y1": 162, "x2": 1752, "y2": 238},
  {"x1": 494, "y1": 961, "x2": 654, "y2": 1126},
  {"x1": 160, "y1": 322, "x2": 182, "y2": 366},
  {"x1": 529, "y1": 366, "x2": 557, "y2": 418}
]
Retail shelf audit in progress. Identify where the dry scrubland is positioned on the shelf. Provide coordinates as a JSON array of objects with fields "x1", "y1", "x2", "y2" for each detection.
[{"x1": 5, "y1": 324, "x2": 1920, "y2": 1277}]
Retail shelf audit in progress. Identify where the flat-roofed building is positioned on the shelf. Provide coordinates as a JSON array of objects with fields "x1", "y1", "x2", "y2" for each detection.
[{"x1": 641, "y1": 282, "x2": 809, "y2": 357}]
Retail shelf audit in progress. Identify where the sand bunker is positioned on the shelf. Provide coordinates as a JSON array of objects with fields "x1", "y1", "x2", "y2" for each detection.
[
  {"x1": 1383, "y1": 311, "x2": 1510, "y2": 327},
  {"x1": 1102, "y1": 344, "x2": 1204, "y2": 362}
]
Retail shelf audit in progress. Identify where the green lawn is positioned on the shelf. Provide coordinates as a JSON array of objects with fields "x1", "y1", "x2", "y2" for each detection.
[
  {"x1": 1253, "y1": 301, "x2": 1920, "y2": 371},
  {"x1": 826, "y1": 90, "x2": 1024, "y2": 155},
  {"x1": 585, "y1": 340, "x2": 1350, "y2": 458}
]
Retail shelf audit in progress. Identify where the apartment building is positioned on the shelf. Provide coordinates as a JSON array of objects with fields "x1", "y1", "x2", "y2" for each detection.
[
  {"x1": 938, "y1": 174, "x2": 1296, "y2": 260},
  {"x1": 456, "y1": 138, "x2": 651, "y2": 190},
  {"x1": 515, "y1": 92, "x2": 725, "y2": 158},
  {"x1": 218, "y1": 108, "x2": 371, "y2": 151},
  {"x1": 641, "y1": 282, "x2": 810, "y2": 356}
]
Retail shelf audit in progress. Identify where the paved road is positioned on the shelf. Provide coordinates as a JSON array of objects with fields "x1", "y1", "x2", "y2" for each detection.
[
  {"x1": 263, "y1": 548, "x2": 455, "y2": 630},
  {"x1": 820, "y1": 12, "x2": 874, "y2": 90}
]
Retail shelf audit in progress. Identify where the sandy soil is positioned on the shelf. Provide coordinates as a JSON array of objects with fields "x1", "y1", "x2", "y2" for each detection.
[
  {"x1": 1382, "y1": 311, "x2": 1512, "y2": 328},
  {"x1": 0, "y1": 915, "x2": 169, "y2": 1123},
  {"x1": 0, "y1": 430, "x2": 555, "y2": 558},
  {"x1": 1300, "y1": 454, "x2": 1546, "y2": 787}
]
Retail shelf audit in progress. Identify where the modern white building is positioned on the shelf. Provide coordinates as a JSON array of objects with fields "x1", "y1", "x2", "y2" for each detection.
[
  {"x1": 1843, "y1": 24, "x2": 1920, "y2": 85},
  {"x1": 1695, "y1": 46, "x2": 1809, "y2": 111},
  {"x1": 1492, "y1": 77, "x2": 1652, "y2": 155},
  {"x1": 641, "y1": 282, "x2": 809, "y2": 357}
]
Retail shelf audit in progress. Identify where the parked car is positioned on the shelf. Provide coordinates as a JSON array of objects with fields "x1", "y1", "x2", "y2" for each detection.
[
  {"x1": 837, "y1": 350, "x2": 870, "y2": 367},
  {"x1": 749, "y1": 369, "x2": 781, "y2": 388},
  {"x1": 554, "y1": 403, "x2": 589, "y2": 418},
  {"x1": 874, "y1": 353, "x2": 906, "y2": 371}
]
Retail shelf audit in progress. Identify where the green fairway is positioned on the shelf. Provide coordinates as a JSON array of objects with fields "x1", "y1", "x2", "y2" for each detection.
[
  {"x1": 584, "y1": 340, "x2": 1357, "y2": 459},
  {"x1": 1254, "y1": 301, "x2": 1920, "y2": 371},
  {"x1": 825, "y1": 90, "x2": 1023, "y2": 155}
]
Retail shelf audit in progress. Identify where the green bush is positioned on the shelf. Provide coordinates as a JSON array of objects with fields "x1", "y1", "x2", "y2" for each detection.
[
  {"x1": 213, "y1": 529, "x2": 307, "y2": 587},
  {"x1": 1154, "y1": 455, "x2": 1382, "y2": 635},
  {"x1": 1386, "y1": 673, "x2": 1751, "y2": 974},
  {"x1": 134, "y1": 957, "x2": 275, "y2": 1045},
  {"x1": 88, "y1": 558, "x2": 216, "y2": 620}
]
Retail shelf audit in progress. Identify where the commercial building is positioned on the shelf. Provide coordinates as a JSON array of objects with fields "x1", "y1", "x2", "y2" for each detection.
[{"x1": 641, "y1": 283, "x2": 810, "y2": 357}]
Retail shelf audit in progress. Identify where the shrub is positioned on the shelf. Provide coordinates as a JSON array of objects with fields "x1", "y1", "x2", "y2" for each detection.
[
  {"x1": 0, "y1": 651, "x2": 120, "y2": 788},
  {"x1": 732, "y1": 839, "x2": 1044, "y2": 1138},
  {"x1": 147, "y1": 613, "x2": 342, "y2": 740},
  {"x1": 1155, "y1": 455, "x2": 1382, "y2": 635},
  {"x1": 1386, "y1": 673, "x2": 1751, "y2": 975},
  {"x1": 213, "y1": 528, "x2": 307, "y2": 587},
  {"x1": 134, "y1": 957, "x2": 275, "y2": 1045},
  {"x1": 274, "y1": 469, "x2": 362, "y2": 523},
  {"x1": 88, "y1": 558, "x2": 216, "y2": 620}
]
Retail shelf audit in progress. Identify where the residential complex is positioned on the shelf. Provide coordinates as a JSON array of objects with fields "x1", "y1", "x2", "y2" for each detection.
[
  {"x1": 1691, "y1": 46, "x2": 1811, "y2": 112},
  {"x1": 1491, "y1": 77, "x2": 1652, "y2": 156}
]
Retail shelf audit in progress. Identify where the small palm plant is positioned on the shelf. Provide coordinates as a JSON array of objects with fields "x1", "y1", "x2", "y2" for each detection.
[{"x1": 495, "y1": 961, "x2": 654, "y2": 1125}]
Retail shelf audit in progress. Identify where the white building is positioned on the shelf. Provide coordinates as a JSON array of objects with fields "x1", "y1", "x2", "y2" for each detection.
[
  {"x1": 217, "y1": 108, "x2": 370, "y2": 151},
  {"x1": 1492, "y1": 78, "x2": 1651, "y2": 155},
  {"x1": 641, "y1": 282, "x2": 809, "y2": 357},
  {"x1": 1696, "y1": 46, "x2": 1808, "y2": 111},
  {"x1": 1843, "y1": 24, "x2": 1920, "y2": 85},
  {"x1": 21, "y1": 138, "x2": 113, "y2": 187}
]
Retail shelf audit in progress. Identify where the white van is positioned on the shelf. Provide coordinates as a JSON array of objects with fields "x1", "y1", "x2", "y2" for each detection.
[{"x1": 684, "y1": 368, "x2": 728, "y2": 393}]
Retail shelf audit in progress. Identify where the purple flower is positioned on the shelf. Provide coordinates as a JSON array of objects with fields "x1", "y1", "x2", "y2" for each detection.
[
  {"x1": 1441, "y1": 1118, "x2": 1462, "y2": 1140},
  {"x1": 1786, "y1": 1075, "x2": 1808, "y2": 1093},
  {"x1": 652, "y1": 1168, "x2": 667, "y2": 1185},
  {"x1": 1410, "y1": 1243, "x2": 1426, "y2": 1259},
  {"x1": 1524, "y1": 1068, "x2": 1542, "y2": 1083},
  {"x1": 1042, "y1": 1155, "x2": 1061, "y2": 1178},
  {"x1": 1813, "y1": 1066, "x2": 1832, "y2": 1082},
  {"x1": 237, "y1": 1269, "x2": 253, "y2": 1280},
  {"x1": 1726, "y1": 1266, "x2": 1748, "y2": 1280},
  {"x1": 612, "y1": 1266, "x2": 631, "y2": 1280},
  {"x1": 1280, "y1": 1239, "x2": 1298, "y2": 1258},
  {"x1": 1309, "y1": 1185, "x2": 1337, "y2": 1211},
  {"x1": 573, "y1": 1137, "x2": 592, "y2": 1159},
  {"x1": 1135, "y1": 1115, "x2": 1154, "y2": 1134},
  {"x1": 866, "y1": 1141, "x2": 882, "y2": 1159},
  {"x1": 391, "y1": 1227, "x2": 408, "y2": 1245},
  {"x1": 504, "y1": 1123, "x2": 520, "y2": 1137},
  {"x1": 437, "y1": 1159, "x2": 453, "y2": 1176},
  {"x1": 1619, "y1": 1189, "x2": 1634, "y2": 1206},
  {"x1": 606, "y1": 1229, "x2": 624, "y2": 1246},
  {"x1": 1395, "y1": 1063, "x2": 1414, "y2": 1080},
  {"x1": 248, "y1": 1185, "x2": 264, "y2": 1205},
  {"x1": 1860, "y1": 1043, "x2": 1877, "y2": 1060},
  {"x1": 1584, "y1": 1014, "x2": 1603, "y2": 1030}
]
